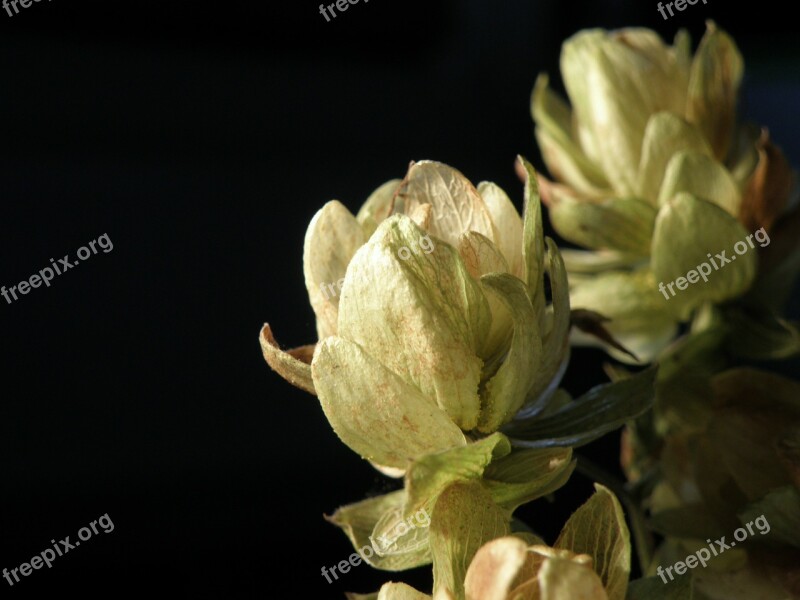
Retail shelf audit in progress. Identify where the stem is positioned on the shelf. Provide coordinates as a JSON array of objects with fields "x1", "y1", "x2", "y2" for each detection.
[{"x1": 575, "y1": 455, "x2": 655, "y2": 575}]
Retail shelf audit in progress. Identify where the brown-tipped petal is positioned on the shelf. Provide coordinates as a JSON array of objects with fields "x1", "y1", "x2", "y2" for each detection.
[
  {"x1": 739, "y1": 129, "x2": 797, "y2": 234},
  {"x1": 259, "y1": 324, "x2": 316, "y2": 395}
]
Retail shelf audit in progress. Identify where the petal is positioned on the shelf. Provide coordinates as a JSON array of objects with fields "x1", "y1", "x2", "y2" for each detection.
[
  {"x1": 519, "y1": 157, "x2": 546, "y2": 321},
  {"x1": 657, "y1": 151, "x2": 740, "y2": 216},
  {"x1": 538, "y1": 556, "x2": 609, "y2": 600},
  {"x1": 356, "y1": 179, "x2": 404, "y2": 238},
  {"x1": 637, "y1": 112, "x2": 713, "y2": 204},
  {"x1": 686, "y1": 22, "x2": 744, "y2": 160},
  {"x1": 395, "y1": 161, "x2": 496, "y2": 247},
  {"x1": 258, "y1": 324, "x2": 315, "y2": 395},
  {"x1": 568, "y1": 269, "x2": 679, "y2": 363},
  {"x1": 464, "y1": 537, "x2": 529, "y2": 600},
  {"x1": 430, "y1": 482, "x2": 511, "y2": 599},
  {"x1": 478, "y1": 274, "x2": 541, "y2": 432},
  {"x1": 546, "y1": 194, "x2": 657, "y2": 255},
  {"x1": 531, "y1": 74, "x2": 609, "y2": 195},
  {"x1": 651, "y1": 192, "x2": 756, "y2": 317},
  {"x1": 338, "y1": 215, "x2": 491, "y2": 431},
  {"x1": 478, "y1": 182, "x2": 525, "y2": 278},
  {"x1": 327, "y1": 490, "x2": 432, "y2": 571},
  {"x1": 561, "y1": 29, "x2": 688, "y2": 196},
  {"x1": 303, "y1": 200, "x2": 366, "y2": 339},
  {"x1": 554, "y1": 484, "x2": 630, "y2": 600},
  {"x1": 312, "y1": 336, "x2": 467, "y2": 468}
]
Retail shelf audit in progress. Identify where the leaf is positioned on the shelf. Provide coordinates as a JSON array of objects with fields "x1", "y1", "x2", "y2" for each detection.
[
  {"x1": 738, "y1": 486, "x2": 800, "y2": 548},
  {"x1": 483, "y1": 447, "x2": 577, "y2": 512},
  {"x1": 625, "y1": 575, "x2": 692, "y2": 600},
  {"x1": 337, "y1": 215, "x2": 492, "y2": 431},
  {"x1": 478, "y1": 274, "x2": 541, "y2": 432},
  {"x1": 430, "y1": 482, "x2": 511, "y2": 600},
  {"x1": 328, "y1": 490, "x2": 432, "y2": 571},
  {"x1": 403, "y1": 433, "x2": 511, "y2": 520},
  {"x1": 502, "y1": 366, "x2": 657, "y2": 449},
  {"x1": 651, "y1": 192, "x2": 756, "y2": 319},
  {"x1": 686, "y1": 22, "x2": 744, "y2": 160},
  {"x1": 303, "y1": 200, "x2": 367, "y2": 339},
  {"x1": 312, "y1": 336, "x2": 467, "y2": 469},
  {"x1": 258, "y1": 324, "x2": 316, "y2": 395},
  {"x1": 637, "y1": 112, "x2": 712, "y2": 204},
  {"x1": 555, "y1": 483, "x2": 631, "y2": 600},
  {"x1": 394, "y1": 161, "x2": 496, "y2": 247}
]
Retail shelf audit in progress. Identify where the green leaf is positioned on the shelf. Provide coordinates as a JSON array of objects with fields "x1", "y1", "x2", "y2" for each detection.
[
  {"x1": 546, "y1": 195, "x2": 657, "y2": 255},
  {"x1": 477, "y1": 274, "x2": 541, "y2": 432},
  {"x1": 738, "y1": 486, "x2": 800, "y2": 548},
  {"x1": 483, "y1": 447, "x2": 576, "y2": 512},
  {"x1": 337, "y1": 215, "x2": 492, "y2": 431},
  {"x1": 303, "y1": 200, "x2": 367, "y2": 339},
  {"x1": 626, "y1": 575, "x2": 692, "y2": 600},
  {"x1": 502, "y1": 366, "x2": 657, "y2": 448},
  {"x1": 555, "y1": 483, "x2": 631, "y2": 600},
  {"x1": 651, "y1": 192, "x2": 756, "y2": 318},
  {"x1": 327, "y1": 491, "x2": 432, "y2": 571},
  {"x1": 657, "y1": 151, "x2": 740, "y2": 216},
  {"x1": 312, "y1": 336, "x2": 467, "y2": 469},
  {"x1": 637, "y1": 112, "x2": 713, "y2": 204},
  {"x1": 430, "y1": 482, "x2": 511, "y2": 600},
  {"x1": 403, "y1": 432, "x2": 511, "y2": 520}
]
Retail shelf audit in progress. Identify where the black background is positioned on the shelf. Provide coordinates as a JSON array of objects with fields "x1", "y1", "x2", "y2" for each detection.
[{"x1": 1, "y1": 0, "x2": 798, "y2": 597}]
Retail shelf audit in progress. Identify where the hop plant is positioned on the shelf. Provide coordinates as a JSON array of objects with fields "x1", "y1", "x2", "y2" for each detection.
[{"x1": 531, "y1": 22, "x2": 800, "y2": 363}]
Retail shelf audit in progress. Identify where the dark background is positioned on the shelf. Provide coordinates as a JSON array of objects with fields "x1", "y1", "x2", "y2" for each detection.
[{"x1": 0, "y1": 0, "x2": 798, "y2": 596}]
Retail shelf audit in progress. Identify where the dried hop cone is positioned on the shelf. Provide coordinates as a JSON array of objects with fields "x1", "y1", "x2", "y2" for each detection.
[
  {"x1": 261, "y1": 158, "x2": 572, "y2": 471},
  {"x1": 532, "y1": 22, "x2": 800, "y2": 363}
]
